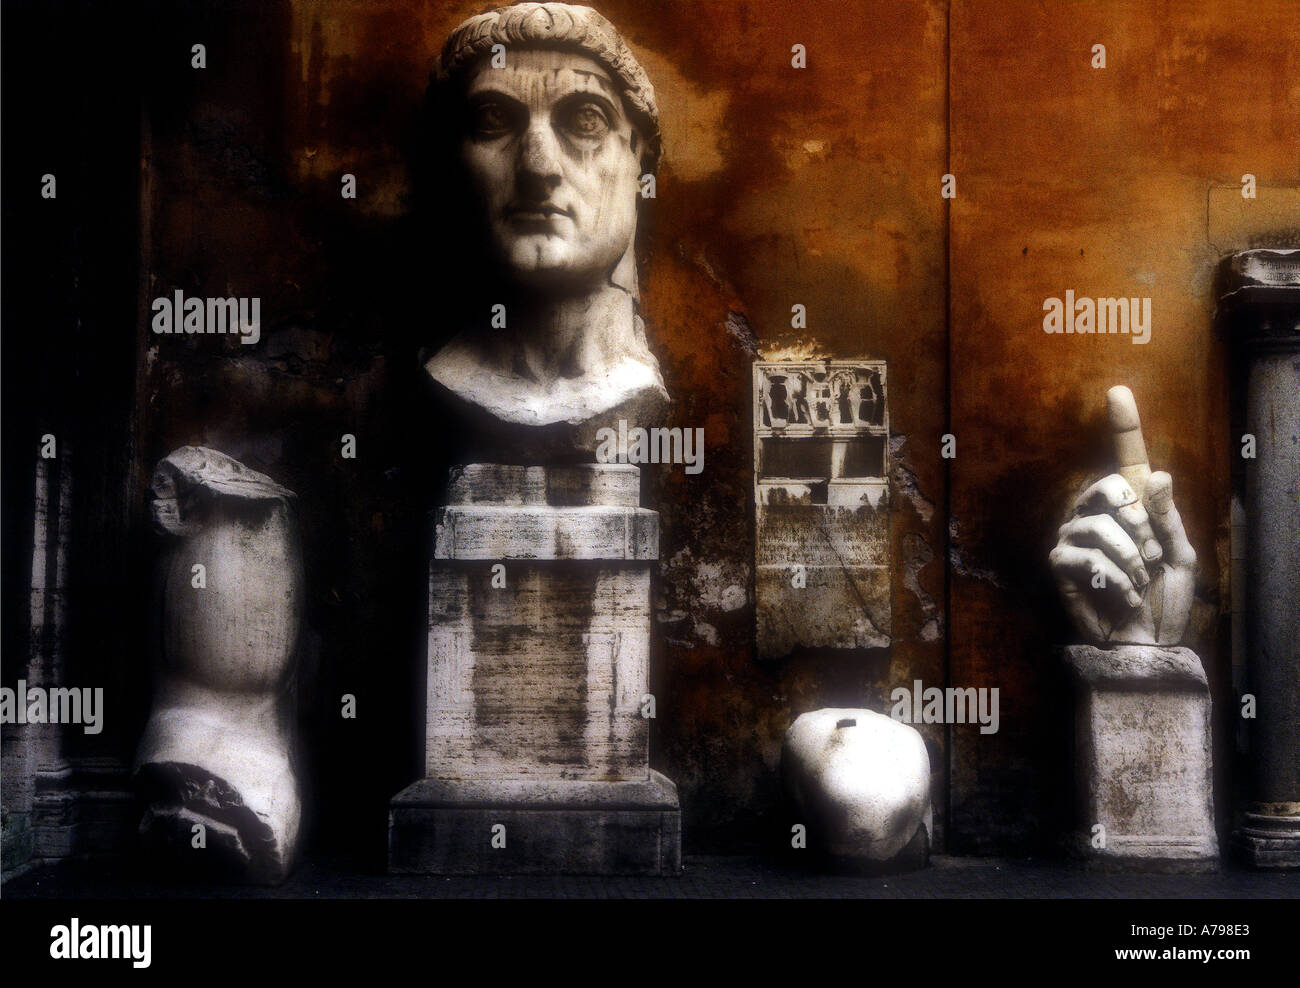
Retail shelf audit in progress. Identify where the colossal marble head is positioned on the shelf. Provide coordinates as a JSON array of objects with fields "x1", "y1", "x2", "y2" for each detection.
[
  {"x1": 438, "y1": 1, "x2": 660, "y2": 294},
  {"x1": 425, "y1": 3, "x2": 669, "y2": 460}
]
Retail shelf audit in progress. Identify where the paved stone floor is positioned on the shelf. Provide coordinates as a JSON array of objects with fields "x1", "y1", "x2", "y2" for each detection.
[{"x1": 6, "y1": 854, "x2": 1299, "y2": 898}]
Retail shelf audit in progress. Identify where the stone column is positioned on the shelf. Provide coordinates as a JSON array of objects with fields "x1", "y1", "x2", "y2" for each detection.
[
  {"x1": 1220, "y1": 249, "x2": 1300, "y2": 869},
  {"x1": 388, "y1": 463, "x2": 681, "y2": 875}
]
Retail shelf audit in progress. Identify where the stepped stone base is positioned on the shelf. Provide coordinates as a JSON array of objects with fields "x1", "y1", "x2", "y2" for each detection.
[
  {"x1": 1231, "y1": 810, "x2": 1300, "y2": 869},
  {"x1": 389, "y1": 772, "x2": 682, "y2": 875}
]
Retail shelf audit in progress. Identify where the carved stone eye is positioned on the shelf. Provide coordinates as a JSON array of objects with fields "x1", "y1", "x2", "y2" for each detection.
[
  {"x1": 471, "y1": 101, "x2": 514, "y2": 137},
  {"x1": 563, "y1": 101, "x2": 609, "y2": 140}
]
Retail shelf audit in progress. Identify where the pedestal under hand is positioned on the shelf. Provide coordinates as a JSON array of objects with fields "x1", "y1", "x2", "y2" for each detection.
[
  {"x1": 1050, "y1": 388, "x2": 1217, "y2": 871},
  {"x1": 1061, "y1": 645, "x2": 1217, "y2": 871}
]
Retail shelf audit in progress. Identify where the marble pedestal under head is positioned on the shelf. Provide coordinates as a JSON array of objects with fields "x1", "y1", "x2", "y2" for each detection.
[
  {"x1": 1062, "y1": 645, "x2": 1218, "y2": 872},
  {"x1": 388, "y1": 464, "x2": 681, "y2": 875}
]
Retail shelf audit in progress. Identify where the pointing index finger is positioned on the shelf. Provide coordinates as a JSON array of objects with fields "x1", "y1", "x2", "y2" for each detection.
[{"x1": 1107, "y1": 385, "x2": 1151, "y2": 499}]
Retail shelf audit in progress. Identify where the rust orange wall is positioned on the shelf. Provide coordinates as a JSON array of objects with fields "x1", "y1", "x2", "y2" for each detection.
[
  {"x1": 947, "y1": 0, "x2": 1300, "y2": 849},
  {"x1": 269, "y1": 0, "x2": 951, "y2": 851},
  {"x1": 137, "y1": 0, "x2": 1299, "y2": 857}
]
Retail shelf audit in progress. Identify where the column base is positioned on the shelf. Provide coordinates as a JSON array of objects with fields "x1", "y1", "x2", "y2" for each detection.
[
  {"x1": 1231, "y1": 812, "x2": 1300, "y2": 869},
  {"x1": 388, "y1": 771, "x2": 682, "y2": 876}
]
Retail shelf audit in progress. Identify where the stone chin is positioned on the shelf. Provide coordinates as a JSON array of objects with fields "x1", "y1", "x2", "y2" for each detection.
[
  {"x1": 497, "y1": 234, "x2": 613, "y2": 290},
  {"x1": 490, "y1": 209, "x2": 638, "y2": 290}
]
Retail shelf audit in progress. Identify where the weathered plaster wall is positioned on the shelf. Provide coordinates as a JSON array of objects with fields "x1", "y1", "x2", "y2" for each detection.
[
  {"x1": 138, "y1": 0, "x2": 1300, "y2": 857},
  {"x1": 947, "y1": 0, "x2": 1300, "y2": 851},
  {"x1": 133, "y1": 0, "x2": 951, "y2": 856},
  {"x1": 599, "y1": 0, "x2": 951, "y2": 850}
]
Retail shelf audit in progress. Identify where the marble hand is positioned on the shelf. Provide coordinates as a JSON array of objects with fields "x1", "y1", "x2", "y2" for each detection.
[{"x1": 1050, "y1": 386, "x2": 1197, "y2": 645}]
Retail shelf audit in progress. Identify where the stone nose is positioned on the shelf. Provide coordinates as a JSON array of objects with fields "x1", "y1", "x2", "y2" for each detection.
[{"x1": 517, "y1": 125, "x2": 563, "y2": 194}]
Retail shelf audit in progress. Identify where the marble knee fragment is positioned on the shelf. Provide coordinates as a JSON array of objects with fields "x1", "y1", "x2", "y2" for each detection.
[
  {"x1": 134, "y1": 446, "x2": 303, "y2": 883},
  {"x1": 782, "y1": 708, "x2": 931, "y2": 866}
]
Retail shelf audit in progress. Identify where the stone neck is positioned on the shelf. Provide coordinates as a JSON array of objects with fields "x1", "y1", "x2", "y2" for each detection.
[{"x1": 493, "y1": 284, "x2": 639, "y2": 384}]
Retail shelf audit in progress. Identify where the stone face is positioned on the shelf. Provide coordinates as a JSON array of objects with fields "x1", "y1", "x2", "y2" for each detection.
[
  {"x1": 754, "y1": 361, "x2": 891, "y2": 657},
  {"x1": 782, "y1": 708, "x2": 930, "y2": 865},
  {"x1": 134, "y1": 446, "x2": 303, "y2": 884},
  {"x1": 1062, "y1": 645, "x2": 1218, "y2": 871},
  {"x1": 1219, "y1": 248, "x2": 1300, "y2": 868},
  {"x1": 422, "y1": 7, "x2": 669, "y2": 459}
]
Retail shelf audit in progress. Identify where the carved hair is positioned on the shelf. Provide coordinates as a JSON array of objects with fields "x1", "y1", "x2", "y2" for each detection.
[{"x1": 439, "y1": 2, "x2": 661, "y2": 172}]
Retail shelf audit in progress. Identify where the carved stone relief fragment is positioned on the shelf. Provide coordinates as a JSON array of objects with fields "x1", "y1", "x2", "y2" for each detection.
[{"x1": 754, "y1": 361, "x2": 891, "y2": 658}]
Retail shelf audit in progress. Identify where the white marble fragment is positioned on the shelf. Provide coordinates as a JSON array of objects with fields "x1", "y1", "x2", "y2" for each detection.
[
  {"x1": 135, "y1": 446, "x2": 303, "y2": 883},
  {"x1": 1050, "y1": 386, "x2": 1197, "y2": 647},
  {"x1": 782, "y1": 708, "x2": 930, "y2": 861}
]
